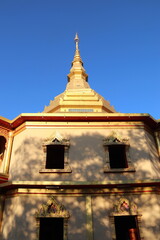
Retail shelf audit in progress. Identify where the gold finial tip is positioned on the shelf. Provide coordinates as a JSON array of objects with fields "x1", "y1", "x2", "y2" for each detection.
[{"x1": 74, "y1": 33, "x2": 79, "y2": 42}]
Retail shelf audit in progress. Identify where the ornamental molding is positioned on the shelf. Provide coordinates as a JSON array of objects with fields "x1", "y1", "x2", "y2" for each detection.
[
  {"x1": 103, "y1": 131, "x2": 129, "y2": 145},
  {"x1": 43, "y1": 131, "x2": 70, "y2": 146},
  {"x1": 35, "y1": 197, "x2": 70, "y2": 219},
  {"x1": 112, "y1": 197, "x2": 138, "y2": 216}
]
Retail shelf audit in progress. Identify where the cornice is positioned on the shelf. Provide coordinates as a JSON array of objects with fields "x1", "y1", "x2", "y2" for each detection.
[
  {"x1": 0, "y1": 179, "x2": 160, "y2": 192},
  {"x1": 0, "y1": 113, "x2": 158, "y2": 130},
  {"x1": 0, "y1": 173, "x2": 9, "y2": 184}
]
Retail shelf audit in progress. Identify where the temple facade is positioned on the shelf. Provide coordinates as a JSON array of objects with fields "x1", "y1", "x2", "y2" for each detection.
[{"x1": 0, "y1": 35, "x2": 160, "y2": 240}]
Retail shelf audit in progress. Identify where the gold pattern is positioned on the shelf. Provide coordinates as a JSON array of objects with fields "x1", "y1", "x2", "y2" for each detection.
[
  {"x1": 103, "y1": 131, "x2": 129, "y2": 145},
  {"x1": 35, "y1": 197, "x2": 70, "y2": 218},
  {"x1": 113, "y1": 198, "x2": 138, "y2": 215}
]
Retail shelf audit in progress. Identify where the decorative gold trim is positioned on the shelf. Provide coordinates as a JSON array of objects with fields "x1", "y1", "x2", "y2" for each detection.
[
  {"x1": 112, "y1": 197, "x2": 138, "y2": 216},
  {"x1": 1, "y1": 179, "x2": 159, "y2": 188},
  {"x1": 4, "y1": 186, "x2": 157, "y2": 198},
  {"x1": 103, "y1": 131, "x2": 129, "y2": 145}
]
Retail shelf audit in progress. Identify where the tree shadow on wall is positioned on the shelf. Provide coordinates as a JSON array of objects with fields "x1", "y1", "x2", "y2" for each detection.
[
  {"x1": 10, "y1": 130, "x2": 160, "y2": 181},
  {"x1": 3, "y1": 129, "x2": 160, "y2": 239},
  {"x1": 93, "y1": 192, "x2": 160, "y2": 240},
  {"x1": 1, "y1": 188, "x2": 160, "y2": 240},
  {"x1": 1, "y1": 195, "x2": 87, "y2": 240}
]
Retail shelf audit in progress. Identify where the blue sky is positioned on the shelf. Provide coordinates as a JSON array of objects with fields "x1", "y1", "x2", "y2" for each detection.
[{"x1": 0, "y1": 0, "x2": 160, "y2": 120}]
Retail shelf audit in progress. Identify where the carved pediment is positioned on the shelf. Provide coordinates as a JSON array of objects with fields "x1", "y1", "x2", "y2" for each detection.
[
  {"x1": 113, "y1": 198, "x2": 138, "y2": 216},
  {"x1": 43, "y1": 131, "x2": 70, "y2": 146},
  {"x1": 35, "y1": 197, "x2": 70, "y2": 218},
  {"x1": 103, "y1": 131, "x2": 129, "y2": 145}
]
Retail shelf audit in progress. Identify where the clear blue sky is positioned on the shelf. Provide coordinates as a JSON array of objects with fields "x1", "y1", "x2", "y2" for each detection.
[{"x1": 0, "y1": 0, "x2": 160, "y2": 120}]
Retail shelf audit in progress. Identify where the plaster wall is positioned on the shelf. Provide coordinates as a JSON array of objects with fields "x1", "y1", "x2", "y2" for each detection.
[
  {"x1": 8, "y1": 122, "x2": 160, "y2": 181},
  {"x1": 1, "y1": 193, "x2": 160, "y2": 240},
  {"x1": 1, "y1": 195, "x2": 86, "y2": 240},
  {"x1": 92, "y1": 193, "x2": 160, "y2": 240}
]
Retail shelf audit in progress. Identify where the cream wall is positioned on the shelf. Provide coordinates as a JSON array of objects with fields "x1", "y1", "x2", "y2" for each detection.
[
  {"x1": 92, "y1": 193, "x2": 160, "y2": 240},
  {"x1": 8, "y1": 121, "x2": 160, "y2": 182},
  {"x1": 1, "y1": 195, "x2": 86, "y2": 240},
  {"x1": 1, "y1": 193, "x2": 160, "y2": 240}
]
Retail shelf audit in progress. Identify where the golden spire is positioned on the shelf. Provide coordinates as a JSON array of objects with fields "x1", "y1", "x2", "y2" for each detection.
[
  {"x1": 72, "y1": 33, "x2": 82, "y2": 63},
  {"x1": 43, "y1": 34, "x2": 116, "y2": 113},
  {"x1": 67, "y1": 34, "x2": 89, "y2": 89}
]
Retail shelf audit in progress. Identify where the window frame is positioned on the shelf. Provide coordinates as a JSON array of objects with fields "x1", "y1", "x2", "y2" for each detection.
[
  {"x1": 35, "y1": 197, "x2": 70, "y2": 240},
  {"x1": 40, "y1": 138, "x2": 71, "y2": 173},
  {"x1": 103, "y1": 137, "x2": 135, "y2": 173},
  {"x1": 109, "y1": 197, "x2": 143, "y2": 240}
]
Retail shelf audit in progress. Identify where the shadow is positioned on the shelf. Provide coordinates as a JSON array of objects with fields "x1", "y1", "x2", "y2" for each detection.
[
  {"x1": 9, "y1": 129, "x2": 160, "y2": 181},
  {"x1": 1, "y1": 189, "x2": 160, "y2": 240},
  {"x1": 1, "y1": 128, "x2": 160, "y2": 239},
  {"x1": 1, "y1": 195, "x2": 87, "y2": 240}
]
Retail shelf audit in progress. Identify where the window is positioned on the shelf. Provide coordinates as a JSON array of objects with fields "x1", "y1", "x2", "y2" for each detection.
[
  {"x1": 40, "y1": 136, "x2": 71, "y2": 173},
  {"x1": 114, "y1": 216, "x2": 140, "y2": 240},
  {"x1": 103, "y1": 135, "x2": 135, "y2": 173},
  {"x1": 0, "y1": 136, "x2": 6, "y2": 161},
  {"x1": 39, "y1": 218, "x2": 63, "y2": 240},
  {"x1": 46, "y1": 145, "x2": 65, "y2": 169},
  {"x1": 108, "y1": 144, "x2": 128, "y2": 169}
]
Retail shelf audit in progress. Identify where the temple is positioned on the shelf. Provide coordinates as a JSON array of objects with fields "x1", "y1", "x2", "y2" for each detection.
[{"x1": 0, "y1": 34, "x2": 160, "y2": 240}]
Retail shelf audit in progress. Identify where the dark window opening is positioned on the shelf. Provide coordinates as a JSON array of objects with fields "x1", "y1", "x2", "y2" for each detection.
[
  {"x1": 109, "y1": 145, "x2": 128, "y2": 168},
  {"x1": 39, "y1": 217, "x2": 63, "y2": 240},
  {"x1": 114, "y1": 216, "x2": 140, "y2": 240},
  {"x1": 0, "y1": 136, "x2": 6, "y2": 159},
  {"x1": 46, "y1": 145, "x2": 64, "y2": 169}
]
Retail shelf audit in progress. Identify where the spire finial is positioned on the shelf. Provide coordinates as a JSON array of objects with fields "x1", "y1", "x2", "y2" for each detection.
[
  {"x1": 66, "y1": 33, "x2": 89, "y2": 89},
  {"x1": 74, "y1": 33, "x2": 79, "y2": 50}
]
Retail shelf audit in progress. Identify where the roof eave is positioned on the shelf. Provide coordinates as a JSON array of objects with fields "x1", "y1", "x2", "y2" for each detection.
[{"x1": 0, "y1": 113, "x2": 158, "y2": 130}]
